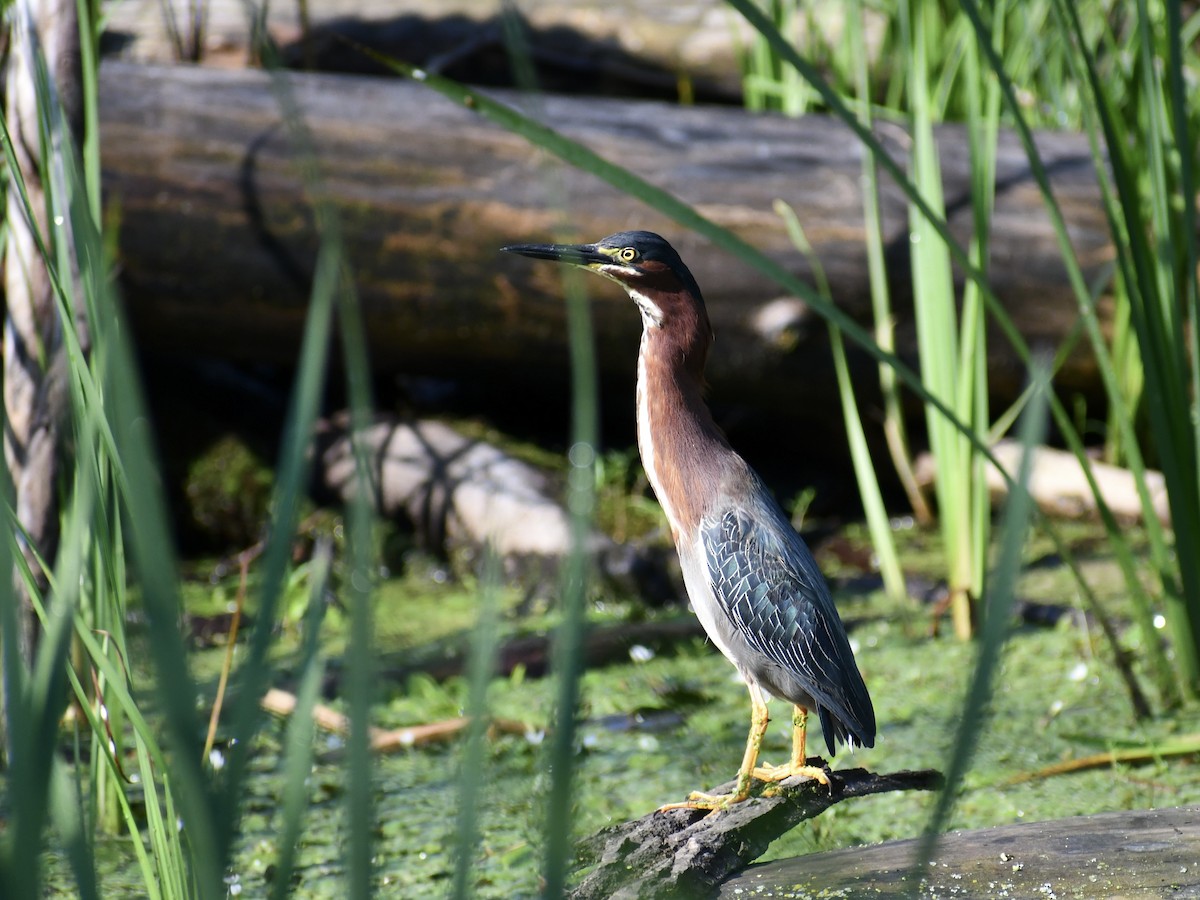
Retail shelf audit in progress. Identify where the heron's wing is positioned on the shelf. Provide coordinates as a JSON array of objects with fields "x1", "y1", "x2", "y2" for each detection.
[{"x1": 700, "y1": 504, "x2": 875, "y2": 749}]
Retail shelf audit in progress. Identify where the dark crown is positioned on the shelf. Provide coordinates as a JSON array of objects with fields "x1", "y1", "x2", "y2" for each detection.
[{"x1": 594, "y1": 231, "x2": 705, "y2": 305}]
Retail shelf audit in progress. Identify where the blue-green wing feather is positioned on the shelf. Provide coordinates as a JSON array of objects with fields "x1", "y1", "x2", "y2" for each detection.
[{"x1": 701, "y1": 500, "x2": 875, "y2": 754}]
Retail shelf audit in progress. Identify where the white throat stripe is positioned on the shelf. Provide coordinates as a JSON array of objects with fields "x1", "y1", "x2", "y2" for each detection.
[{"x1": 628, "y1": 288, "x2": 664, "y2": 328}]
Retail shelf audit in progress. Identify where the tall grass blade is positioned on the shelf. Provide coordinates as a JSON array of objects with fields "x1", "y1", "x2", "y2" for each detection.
[
  {"x1": 49, "y1": 755, "x2": 99, "y2": 900},
  {"x1": 1122, "y1": 0, "x2": 1200, "y2": 697},
  {"x1": 213, "y1": 50, "x2": 363, "y2": 890},
  {"x1": 13, "y1": 429, "x2": 101, "y2": 897},
  {"x1": 0, "y1": 465, "x2": 33, "y2": 899},
  {"x1": 1003, "y1": 0, "x2": 1200, "y2": 700},
  {"x1": 775, "y1": 199, "x2": 906, "y2": 606},
  {"x1": 235, "y1": 44, "x2": 381, "y2": 888},
  {"x1": 99, "y1": 222, "x2": 219, "y2": 894},
  {"x1": 1169, "y1": 4, "x2": 1200, "y2": 453},
  {"x1": 846, "y1": 0, "x2": 931, "y2": 525},
  {"x1": 915, "y1": 358, "x2": 1050, "y2": 870},
  {"x1": 905, "y1": 0, "x2": 982, "y2": 639},
  {"x1": 62, "y1": 632, "x2": 172, "y2": 898},
  {"x1": 541, "y1": 264, "x2": 600, "y2": 897},
  {"x1": 960, "y1": 0, "x2": 1006, "y2": 642},
  {"x1": 2, "y1": 5, "x2": 220, "y2": 895},
  {"x1": 337, "y1": 246, "x2": 379, "y2": 900},
  {"x1": 269, "y1": 539, "x2": 333, "y2": 900},
  {"x1": 219, "y1": 230, "x2": 339, "y2": 801},
  {"x1": 74, "y1": 0, "x2": 102, "y2": 221},
  {"x1": 946, "y1": 0, "x2": 1179, "y2": 704},
  {"x1": 451, "y1": 551, "x2": 504, "y2": 899},
  {"x1": 1169, "y1": 0, "x2": 1200, "y2": 698}
]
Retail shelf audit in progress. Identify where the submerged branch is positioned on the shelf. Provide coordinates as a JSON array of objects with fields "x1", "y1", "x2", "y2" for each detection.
[
  {"x1": 260, "y1": 686, "x2": 529, "y2": 751},
  {"x1": 1003, "y1": 732, "x2": 1200, "y2": 785}
]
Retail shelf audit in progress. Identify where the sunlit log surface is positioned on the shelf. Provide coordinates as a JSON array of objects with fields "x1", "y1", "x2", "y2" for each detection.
[
  {"x1": 313, "y1": 415, "x2": 674, "y2": 597},
  {"x1": 102, "y1": 61, "x2": 1114, "y2": 425},
  {"x1": 571, "y1": 766, "x2": 943, "y2": 899},
  {"x1": 918, "y1": 440, "x2": 1172, "y2": 526},
  {"x1": 316, "y1": 416, "x2": 598, "y2": 560},
  {"x1": 718, "y1": 805, "x2": 1200, "y2": 899},
  {"x1": 104, "y1": 0, "x2": 748, "y2": 96}
]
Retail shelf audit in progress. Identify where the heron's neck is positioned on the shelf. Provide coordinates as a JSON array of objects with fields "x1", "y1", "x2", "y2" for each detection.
[{"x1": 635, "y1": 325, "x2": 729, "y2": 542}]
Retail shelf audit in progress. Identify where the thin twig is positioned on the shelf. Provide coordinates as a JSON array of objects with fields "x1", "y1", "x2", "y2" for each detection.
[
  {"x1": 202, "y1": 544, "x2": 261, "y2": 762},
  {"x1": 1003, "y1": 734, "x2": 1200, "y2": 785},
  {"x1": 259, "y1": 686, "x2": 531, "y2": 752}
]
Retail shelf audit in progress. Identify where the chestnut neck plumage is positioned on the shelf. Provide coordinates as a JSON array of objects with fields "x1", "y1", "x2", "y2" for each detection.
[{"x1": 628, "y1": 279, "x2": 732, "y2": 544}]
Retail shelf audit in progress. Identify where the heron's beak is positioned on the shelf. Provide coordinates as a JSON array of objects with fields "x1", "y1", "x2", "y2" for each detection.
[{"x1": 501, "y1": 242, "x2": 608, "y2": 268}]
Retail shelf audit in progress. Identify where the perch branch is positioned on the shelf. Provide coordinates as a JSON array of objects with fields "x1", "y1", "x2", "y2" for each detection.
[{"x1": 571, "y1": 766, "x2": 944, "y2": 900}]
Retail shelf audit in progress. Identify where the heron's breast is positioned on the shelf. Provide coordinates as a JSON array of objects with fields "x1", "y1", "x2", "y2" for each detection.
[
  {"x1": 634, "y1": 341, "x2": 727, "y2": 541},
  {"x1": 677, "y1": 537, "x2": 739, "y2": 666}
]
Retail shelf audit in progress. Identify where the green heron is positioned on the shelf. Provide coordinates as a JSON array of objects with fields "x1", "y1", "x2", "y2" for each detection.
[{"x1": 502, "y1": 231, "x2": 875, "y2": 810}]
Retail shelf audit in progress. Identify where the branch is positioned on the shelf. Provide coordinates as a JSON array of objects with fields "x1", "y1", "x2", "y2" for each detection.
[
  {"x1": 259, "y1": 687, "x2": 529, "y2": 752},
  {"x1": 571, "y1": 766, "x2": 943, "y2": 900}
]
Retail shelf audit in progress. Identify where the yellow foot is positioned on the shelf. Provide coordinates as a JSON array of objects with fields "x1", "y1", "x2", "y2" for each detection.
[
  {"x1": 657, "y1": 788, "x2": 749, "y2": 814},
  {"x1": 751, "y1": 761, "x2": 831, "y2": 786}
]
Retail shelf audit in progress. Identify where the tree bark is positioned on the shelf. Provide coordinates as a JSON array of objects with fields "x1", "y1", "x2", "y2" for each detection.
[
  {"x1": 101, "y1": 61, "x2": 1114, "y2": 429},
  {"x1": 4, "y1": 0, "x2": 85, "y2": 667}
]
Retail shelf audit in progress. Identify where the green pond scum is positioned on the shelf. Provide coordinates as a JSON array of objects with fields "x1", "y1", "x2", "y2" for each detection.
[{"x1": 27, "y1": 520, "x2": 1200, "y2": 897}]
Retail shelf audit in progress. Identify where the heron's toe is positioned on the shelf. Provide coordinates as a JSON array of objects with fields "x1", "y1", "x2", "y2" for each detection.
[
  {"x1": 752, "y1": 762, "x2": 830, "y2": 786},
  {"x1": 657, "y1": 787, "x2": 750, "y2": 815}
]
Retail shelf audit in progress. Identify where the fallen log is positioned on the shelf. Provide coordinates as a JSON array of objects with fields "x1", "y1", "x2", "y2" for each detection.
[
  {"x1": 985, "y1": 440, "x2": 1169, "y2": 526},
  {"x1": 572, "y1": 766, "x2": 944, "y2": 899},
  {"x1": 104, "y1": 0, "x2": 748, "y2": 98},
  {"x1": 101, "y1": 61, "x2": 1116, "y2": 429},
  {"x1": 315, "y1": 415, "x2": 596, "y2": 561},
  {"x1": 313, "y1": 415, "x2": 676, "y2": 600},
  {"x1": 718, "y1": 805, "x2": 1200, "y2": 899}
]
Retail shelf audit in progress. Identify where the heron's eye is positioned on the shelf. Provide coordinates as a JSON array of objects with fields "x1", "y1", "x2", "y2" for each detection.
[{"x1": 618, "y1": 247, "x2": 639, "y2": 263}]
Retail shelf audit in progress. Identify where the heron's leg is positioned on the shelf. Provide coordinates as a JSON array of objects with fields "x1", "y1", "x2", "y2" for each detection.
[
  {"x1": 791, "y1": 705, "x2": 809, "y2": 768},
  {"x1": 732, "y1": 681, "x2": 772, "y2": 797},
  {"x1": 658, "y1": 682, "x2": 771, "y2": 813},
  {"x1": 752, "y1": 704, "x2": 830, "y2": 787}
]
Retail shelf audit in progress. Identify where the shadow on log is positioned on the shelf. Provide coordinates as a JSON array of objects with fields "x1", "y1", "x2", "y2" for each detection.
[
  {"x1": 104, "y1": 0, "x2": 748, "y2": 97},
  {"x1": 571, "y1": 766, "x2": 943, "y2": 899}
]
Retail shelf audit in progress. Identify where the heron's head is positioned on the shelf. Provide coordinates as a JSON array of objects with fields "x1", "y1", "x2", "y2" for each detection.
[{"x1": 503, "y1": 230, "x2": 707, "y2": 331}]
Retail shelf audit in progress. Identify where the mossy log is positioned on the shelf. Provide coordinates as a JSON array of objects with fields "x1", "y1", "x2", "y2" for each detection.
[{"x1": 103, "y1": 60, "x2": 1112, "y2": 426}]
